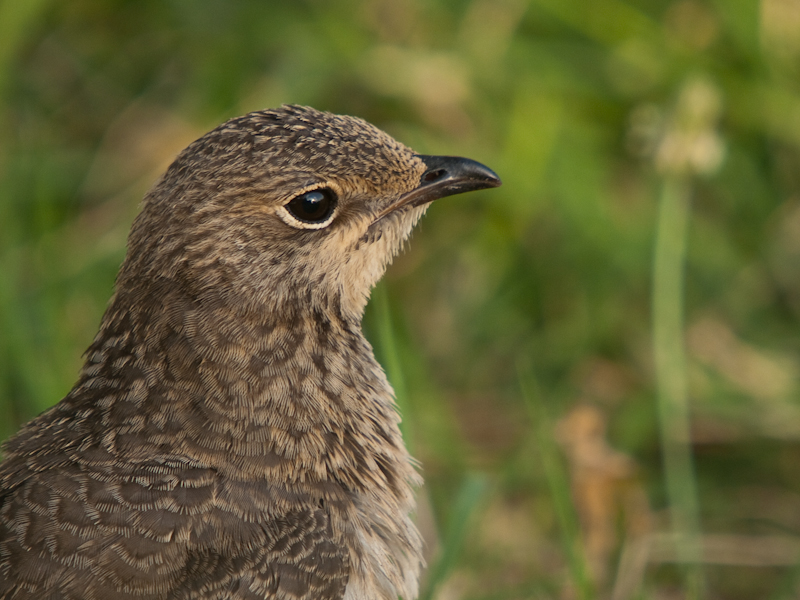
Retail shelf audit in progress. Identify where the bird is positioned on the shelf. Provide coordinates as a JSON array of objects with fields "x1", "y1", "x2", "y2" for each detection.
[{"x1": 0, "y1": 104, "x2": 500, "y2": 600}]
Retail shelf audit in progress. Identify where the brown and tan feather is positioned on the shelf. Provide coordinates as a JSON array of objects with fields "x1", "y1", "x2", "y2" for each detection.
[{"x1": 0, "y1": 105, "x2": 467, "y2": 600}]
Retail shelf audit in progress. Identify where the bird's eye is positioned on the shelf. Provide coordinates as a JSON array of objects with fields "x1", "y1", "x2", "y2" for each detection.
[{"x1": 285, "y1": 188, "x2": 337, "y2": 224}]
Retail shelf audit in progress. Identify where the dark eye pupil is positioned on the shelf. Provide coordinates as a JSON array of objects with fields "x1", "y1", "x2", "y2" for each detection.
[{"x1": 286, "y1": 189, "x2": 336, "y2": 223}]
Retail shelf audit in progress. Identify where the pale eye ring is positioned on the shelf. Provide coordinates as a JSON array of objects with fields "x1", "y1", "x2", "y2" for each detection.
[{"x1": 277, "y1": 188, "x2": 338, "y2": 229}]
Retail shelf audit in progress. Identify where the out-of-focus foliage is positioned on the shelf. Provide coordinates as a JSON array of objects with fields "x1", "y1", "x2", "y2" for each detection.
[{"x1": 3, "y1": 0, "x2": 800, "y2": 597}]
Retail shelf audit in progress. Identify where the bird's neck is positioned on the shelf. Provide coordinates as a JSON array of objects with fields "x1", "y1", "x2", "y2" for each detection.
[{"x1": 75, "y1": 282, "x2": 415, "y2": 498}]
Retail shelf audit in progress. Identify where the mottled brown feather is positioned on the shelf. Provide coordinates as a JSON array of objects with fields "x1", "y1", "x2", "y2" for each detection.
[{"x1": 0, "y1": 105, "x2": 497, "y2": 600}]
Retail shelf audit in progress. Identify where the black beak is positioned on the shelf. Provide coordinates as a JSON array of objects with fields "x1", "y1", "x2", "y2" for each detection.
[
  {"x1": 374, "y1": 155, "x2": 501, "y2": 221},
  {"x1": 413, "y1": 155, "x2": 502, "y2": 202}
]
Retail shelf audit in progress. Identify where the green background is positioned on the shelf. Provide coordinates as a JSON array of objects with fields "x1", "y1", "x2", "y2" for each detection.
[{"x1": 2, "y1": 0, "x2": 800, "y2": 598}]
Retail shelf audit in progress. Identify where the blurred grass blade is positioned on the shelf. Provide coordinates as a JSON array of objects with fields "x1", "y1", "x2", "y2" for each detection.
[
  {"x1": 419, "y1": 472, "x2": 489, "y2": 600},
  {"x1": 652, "y1": 175, "x2": 704, "y2": 597},
  {"x1": 0, "y1": 0, "x2": 52, "y2": 97},
  {"x1": 518, "y1": 366, "x2": 593, "y2": 600},
  {"x1": 371, "y1": 282, "x2": 413, "y2": 444}
]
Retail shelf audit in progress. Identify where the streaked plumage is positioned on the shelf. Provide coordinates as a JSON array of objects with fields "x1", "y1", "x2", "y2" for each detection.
[{"x1": 0, "y1": 105, "x2": 500, "y2": 599}]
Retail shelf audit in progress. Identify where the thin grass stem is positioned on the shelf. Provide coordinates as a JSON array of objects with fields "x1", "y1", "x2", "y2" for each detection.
[
  {"x1": 519, "y1": 367, "x2": 593, "y2": 600},
  {"x1": 652, "y1": 175, "x2": 704, "y2": 598},
  {"x1": 371, "y1": 283, "x2": 413, "y2": 444},
  {"x1": 419, "y1": 473, "x2": 489, "y2": 600}
]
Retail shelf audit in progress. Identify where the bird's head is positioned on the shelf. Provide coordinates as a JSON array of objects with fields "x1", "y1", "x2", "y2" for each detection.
[{"x1": 119, "y1": 105, "x2": 500, "y2": 320}]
